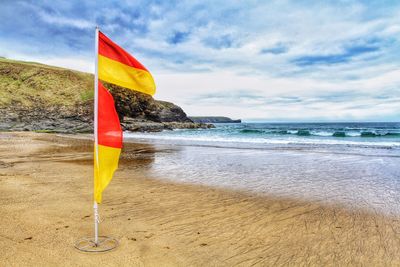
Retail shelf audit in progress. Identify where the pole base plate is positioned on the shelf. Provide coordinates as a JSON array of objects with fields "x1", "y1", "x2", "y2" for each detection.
[{"x1": 74, "y1": 236, "x2": 119, "y2": 252}]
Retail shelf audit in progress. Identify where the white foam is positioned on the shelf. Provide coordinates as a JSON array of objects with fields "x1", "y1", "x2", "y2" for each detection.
[
  {"x1": 124, "y1": 132, "x2": 400, "y2": 148},
  {"x1": 310, "y1": 131, "x2": 332, "y2": 137},
  {"x1": 347, "y1": 131, "x2": 361, "y2": 137}
]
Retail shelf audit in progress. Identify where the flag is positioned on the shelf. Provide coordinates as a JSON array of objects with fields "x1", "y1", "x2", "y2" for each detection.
[
  {"x1": 94, "y1": 81, "x2": 122, "y2": 203},
  {"x1": 94, "y1": 30, "x2": 156, "y2": 203},
  {"x1": 98, "y1": 31, "x2": 156, "y2": 96}
]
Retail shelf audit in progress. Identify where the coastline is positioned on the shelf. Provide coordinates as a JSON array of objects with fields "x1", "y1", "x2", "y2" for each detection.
[{"x1": 1, "y1": 132, "x2": 400, "y2": 266}]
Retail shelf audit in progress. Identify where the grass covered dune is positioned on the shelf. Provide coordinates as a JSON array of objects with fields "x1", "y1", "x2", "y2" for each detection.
[
  {"x1": 1, "y1": 132, "x2": 400, "y2": 266},
  {"x1": 0, "y1": 57, "x2": 93, "y2": 108}
]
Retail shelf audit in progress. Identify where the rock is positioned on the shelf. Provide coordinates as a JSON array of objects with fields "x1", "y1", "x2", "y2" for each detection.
[
  {"x1": 121, "y1": 117, "x2": 214, "y2": 132},
  {"x1": 105, "y1": 83, "x2": 193, "y2": 123},
  {"x1": 163, "y1": 122, "x2": 214, "y2": 130},
  {"x1": 189, "y1": 116, "x2": 241, "y2": 123},
  {"x1": 122, "y1": 120, "x2": 165, "y2": 132},
  {"x1": 155, "y1": 101, "x2": 192, "y2": 122}
]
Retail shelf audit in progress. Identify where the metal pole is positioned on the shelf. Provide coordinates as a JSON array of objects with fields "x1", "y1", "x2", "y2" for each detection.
[
  {"x1": 94, "y1": 201, "x2": 99, "y2": 245},
  {"x1": 94, "y1": 26, "x2": 99, "y2": 246}
]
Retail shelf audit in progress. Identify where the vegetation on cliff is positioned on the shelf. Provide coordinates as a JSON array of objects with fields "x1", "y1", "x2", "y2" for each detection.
[{"x1": 0, "y1": 58, "x2": 212, "y2": 132}]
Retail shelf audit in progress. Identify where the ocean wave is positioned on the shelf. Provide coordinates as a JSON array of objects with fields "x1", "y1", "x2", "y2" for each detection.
[
  {"x1": 297, "y1": 130, "x2": 311, "y2": 136},
  {"x1": 360, "y1": 132, "x2": 400, "y2": 137},
  {"x1": 332, "y1": 131, "x2": 346, "y2": 137},
  {"x1": 240, "y1": 129, "x2": 265, "y2": 134},
  {"x1": 241, "y1": 129, "x2": 290, "y2": 135},
  {"x1": 240, "y1": 128, "x2": 400, "y2": 138},
  {"x1": 124, "y1": 132, "x2": 400, "y2": 148},
  {"x1": 347, "y1": 132, "x2": 361, "y2": 137}
]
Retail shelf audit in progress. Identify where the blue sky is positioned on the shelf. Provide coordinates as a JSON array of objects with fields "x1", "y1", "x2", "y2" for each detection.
[{"x1": 1, "y1": 0, "x2": 399, "y2": 121}]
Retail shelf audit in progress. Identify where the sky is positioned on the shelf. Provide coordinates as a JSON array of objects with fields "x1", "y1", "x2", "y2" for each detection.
[{"x1": 0, "y1": 0, "x2": 399, "y2": 121}]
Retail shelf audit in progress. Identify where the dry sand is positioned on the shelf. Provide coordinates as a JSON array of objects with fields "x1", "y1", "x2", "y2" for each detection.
[{"x1": 1, "y1": 132, "x2": 400, "y2": 266}]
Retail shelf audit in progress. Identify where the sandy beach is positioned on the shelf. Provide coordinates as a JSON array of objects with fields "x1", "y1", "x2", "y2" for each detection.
[{"x1": 1, "y1": 132, "x2": 400, "y2": 266}]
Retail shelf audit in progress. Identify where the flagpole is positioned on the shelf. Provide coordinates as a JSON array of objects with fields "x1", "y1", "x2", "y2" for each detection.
[{"x1": 94, "y1": 26, "x2": 99, "y2": 246}]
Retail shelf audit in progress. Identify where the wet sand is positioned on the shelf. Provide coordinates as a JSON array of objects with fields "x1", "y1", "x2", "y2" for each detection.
[{"x1": 1, "y1": 132, "x2": 400, "y2": 266}]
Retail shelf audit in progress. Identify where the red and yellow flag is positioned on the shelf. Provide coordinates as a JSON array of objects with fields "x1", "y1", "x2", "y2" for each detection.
[
  {"x1": 98, "y1": 31, "x2": 156, "y2": 96},
  {"x1": 94, "y1": 31, "x2": 156, "y2": 203},
  {"x1": 94, "y1": 81, "x2": 122, "y2": 203}
]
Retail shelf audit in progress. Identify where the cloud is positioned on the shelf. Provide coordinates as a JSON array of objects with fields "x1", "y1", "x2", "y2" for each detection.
[
  {"x1": 292, "y1": 42, "x2": 380, "y2": 66},
  {"x1": 260, "y1": 44, "x2": 288, "y2": 55},
  {"x1": 203, "y1": 34, "x2": 235, "y2": 49},
  {"x1": 0, "y1": 0, "x2": 399, "y2": 121},
  {"x1": 37, "y1": 10, "x2": 94, "y2": 30},
  {"x1": 168, "y1": 31, "x2": 190, "y2": 44}
]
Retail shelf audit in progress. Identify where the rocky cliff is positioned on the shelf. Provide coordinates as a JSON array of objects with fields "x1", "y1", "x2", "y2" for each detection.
[
  {"x1": 189, "y1": 116, "x2": 241, "y2": 123},
  {"x1": 0, "y1": 58, "x2": 213, "y2": 133}
]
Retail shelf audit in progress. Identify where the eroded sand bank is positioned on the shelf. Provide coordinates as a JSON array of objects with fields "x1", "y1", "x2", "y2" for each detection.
[{"x1": 1, "y1": 132, "x2": 400, "y2": 266}]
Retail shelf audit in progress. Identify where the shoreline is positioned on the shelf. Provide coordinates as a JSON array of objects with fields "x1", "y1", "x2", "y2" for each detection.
[{"x1": 1, "y1": 132, "x2": 400, "y2": 266}]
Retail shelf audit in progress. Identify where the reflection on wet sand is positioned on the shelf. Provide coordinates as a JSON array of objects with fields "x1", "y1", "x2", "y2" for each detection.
[{"x1": 32, "y1": 134, "x2": 160, "y2": 168}]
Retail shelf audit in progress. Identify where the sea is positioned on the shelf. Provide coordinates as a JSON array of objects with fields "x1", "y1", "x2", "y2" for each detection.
[{"x1": 124, "y1": 122, "x2": 400, "y2": 216}]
